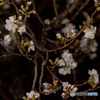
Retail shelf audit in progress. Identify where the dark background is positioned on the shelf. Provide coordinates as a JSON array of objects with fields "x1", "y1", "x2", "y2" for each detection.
[{"x1": 0, "y1": 0, "x2": 100, "y2": 100}]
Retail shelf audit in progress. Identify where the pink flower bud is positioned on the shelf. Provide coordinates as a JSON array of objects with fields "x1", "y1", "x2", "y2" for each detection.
[
  {"x1": 71, "y1": 29, "x2": 75, "y2": 33},
  {"x1": 27, "y1": 1, "x2": 32, "y2": 5},
  {"x1": 18, "y1": 16, "x2": 22, "y2": 20}
]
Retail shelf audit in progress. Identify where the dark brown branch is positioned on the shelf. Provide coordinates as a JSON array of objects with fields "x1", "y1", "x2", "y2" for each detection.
[
  {"x1": 0, "y1": 38, "x2": 34, "y2": 58},
  {"x1": 39, "y1": 54, "x2": 47, "y2": 94},
  {"x1": 15, "y1": 32, "x2": 32, "y2": 61}
]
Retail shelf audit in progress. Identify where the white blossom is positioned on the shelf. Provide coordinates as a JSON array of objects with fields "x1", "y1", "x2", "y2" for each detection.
[
  {"x1": 88, "y1": 69, "x2": 98, "y2": 75},
  {"x1": 1, "y1": 32, "x2": 17, "y2": 49},
  {"x1": 58, "y1": 59, "x2": 65, "y2": 67},
  {"x1": 61, "y1": 23, "x2": 75, "y2": 34},
  {"x1": 35, "y1": 93, "x2": 40, "y2": 99},
  {"x1": 90, "y1": 53, "x2": 97, "y2": 60},
  {"x1": 28, "y1": 41, "x2": 35, "y2": 52},
  {"x1": 43, "y1": 89, "x2": 52, "y2": 93},
  {"x1": 27, "y1": 1, "x2": 32, "y2": 5},
  {"x1": 61, "y1": 92, "x2": 65, "y2": 98},
  {"x1": 43, "y1": 82, "x2": 49, "y2": 88},
  {"x1": 94, "y1": 0, "x2": 98, "y2": 3},
  {"x1": 79, "y1": 38, "x2": 88, "y2": 49},
  {"x1": 73, "y1": 87, "x2": 78, "y2": 91},
  {"x1": 62, "y1": 82, "x2": 68, "y2": 87},
  {"x1": 88, "y1": 69, "x2": 99, "y2": 88},
  {"x1": 27, "y1": 15, "x2": 30, "y2": 18},
  {"x1": 56, "y1": 33, "x2": 61, "y2": 39},
  {"x1": 2, "y1": 39, "x2": 10, "y2": 47},
  {"x1": 58, "y1": 67, "x2": 71, "y2": 75},
  {"x1": 26, "y1": 90, "x2": 39, "y2": 99},
  {"x1": 18, "y1": 25, "x2": 26, "y2": 35},
  {"x1": 67, "y1": 0, "x2": 75, "y2": 4},
  {"x1": 89, "y1": 45, "x2": 97, "y2": 52},
  {"x1": 61, "y1": 82, "x2": 78, "y2": 99},
  {"x1": 61, "y1": 18, "x2": 69, "y2": 24},
  {"x1": 26, "y1": 91, "x2": 35, "y2": 99},
  {"x1": 71, "y1": 32, "x2": 76, "y2": 38},
  {"x1": 4, "y1": 16, "x2": 18, "y2": 33},
  {"x1": 62, "y1": 50, "x2": 73, "y2": 62},
  {"x1": 94, "y1": 74, "x2": 99, "y2": 84},
  {"x1": 83, "y1": 26, "x2": 96, "y2": 39},
  {"x1": 42, "y1": 82, "x2": 56, "y2": 95},
  {"x1": 4, "y1": 35, "x2": 11, "y2": 41},
  {"x1": 93, "y1": 40, "x2": 98, "y2": 46},
  {"x1": 3, "y1": 4, "x2": 10, "y2": 9},
  {"x1": 44, "y1": 19, "x2": 50, "y2": 25},
  {"x1": 89, "y1": 40, "x2": 98, "y2": 52},
  {"x1": 70, "y1": 61, "x2": 77, "y2": 69},
  {"x1": 58, "y1": 49, "x2": 77, "y2": 75}
]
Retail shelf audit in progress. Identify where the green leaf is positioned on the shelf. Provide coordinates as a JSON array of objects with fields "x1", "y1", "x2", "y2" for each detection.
[{"x1": 97, "y1": 7, "x2": 100, "y2": 11}]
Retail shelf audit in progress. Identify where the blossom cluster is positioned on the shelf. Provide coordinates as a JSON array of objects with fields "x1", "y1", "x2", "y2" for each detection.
[
  {"x1": 19, "y1": 1, "x2": 36, "y2": 17},
  {"x1": 61, "y1": 82, "x2": 78, "y2": 99},
  {"x1": 4, "y1": 15, "x2": 26, "y2": 35},
  {"x1": 56, "y1": 29, "x2": 76, "y2": 41},
  {"x1": 58, "y1": 49, "x2": 77, "y2": 75},
  {"x1": 78, "y1": 38, "x2": 98, "y2": 60},
  {"x1": 88, "y1": 69, "x2": 99, "y2": 88},
  {"x1": 55, "y1": 18, "x2": 77, "y2": 41},
  {"x1": 44, "y1": 17, "x2": 56, "y2": 25},
  {"x1": 83, "y1": 26, "x2": 97, "y2": 40},
  {"x1": 3, "y1": 15, "x2": 36, "y2": 52},
  {"x1": 23, "y1": 90, "x2": 40, "y2": 100},
  {"x1": 61, "y1": 18, "x2": 76, "y2": 36},
  {"x1": 43, "y1": 80, "x2": 58, "y2": 95}
]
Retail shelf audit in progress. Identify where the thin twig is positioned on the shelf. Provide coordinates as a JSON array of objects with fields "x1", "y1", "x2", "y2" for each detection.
[
  {"x1": 82, "y1": 86, "x2": 100, "y2": 92},
  {"x1": 31, "y1": 0, "x2": 45, "y2": 26},
  {"x1": 74, "y1": 81, "x2": 88, "y2": 87},
  {"x1": 46, "y1": 66, "x2": 62, "y2": 84},
  {"x1": 54, "y1": 0, "x2": 79, "y2": 26},
  {"x1": 23, "y1": 14, "x2": 28, "y2": 24},
  {"x1": 26, "y1": 26, "x2": 47, "y2": 52},
  {"x1": 71, "y1": 0, "x2": 90, "y2": 20},
  {"x1": 15, "y1": 32, "x2": 32, "y2": 61},
  {"x1": 0, "y1": 39, "x2": 34, "y2": 58},
  {"x1": 76, "y1": 96, "x2": 81, "y2": 100},
  {"x1": 53, "y1": 0, "x2": 59, "y2": 17},
  {"x1": 11, "y1": 0, "x2": 20, "y2": 16},
  {"x1": 1, "y1": 40, "x2": 12, "y2": 54},
  {"x1": 0, "y1": 53, "x2": 21, "y2": 59}
]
